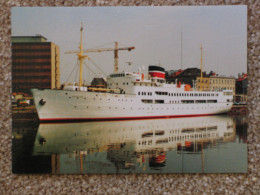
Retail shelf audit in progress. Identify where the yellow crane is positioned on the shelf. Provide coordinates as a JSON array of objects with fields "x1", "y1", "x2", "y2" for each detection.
[{"x1": 65, "y1": 24, "x2": 135, "y2": 86}]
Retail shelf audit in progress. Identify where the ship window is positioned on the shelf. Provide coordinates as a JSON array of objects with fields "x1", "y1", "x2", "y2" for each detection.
[
  {"x1": 195, "y1": 100, "x2": 206, "y2": 103},
  {"x1": 207, "y1": 100, "x2": 217, "y2": 103},
  {"x1": 138, "y1": 92, "x2": 140, "y2": 95},
  {"x1": 155, "y1": 91, "x2": 168, "y2": 95},
  {"x1": 155, "y1": 100, "x2": 164, "y2": 104},
  {"x1": 142, "y1": 99, "x2": 153, "y2": 103},
  {"x1": 181, "y1": 100, "x2": 194, "y2": 103}
]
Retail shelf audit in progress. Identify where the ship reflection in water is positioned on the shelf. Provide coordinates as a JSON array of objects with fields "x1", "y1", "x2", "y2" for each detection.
[
  {"x1": 25, "y1": 115, "x2": 246, "y2": 174},
  {"x1": 12, "y1": 115, "x2": 247, "y2": 174}
]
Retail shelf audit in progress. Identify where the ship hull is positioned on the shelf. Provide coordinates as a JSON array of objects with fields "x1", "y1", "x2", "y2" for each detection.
[{"x1": 31, "y1": 89, "x2": 233, "y2": 122}]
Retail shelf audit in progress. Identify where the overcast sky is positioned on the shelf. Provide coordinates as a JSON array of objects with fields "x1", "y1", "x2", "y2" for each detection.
[{"x1": 12, "y1": 6, "x2": 247, "y2": 84}]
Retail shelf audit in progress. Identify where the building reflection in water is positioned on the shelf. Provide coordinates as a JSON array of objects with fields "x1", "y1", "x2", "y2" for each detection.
[{"x1": 31, "y1": 115, "x2": 242, "y2": 174}]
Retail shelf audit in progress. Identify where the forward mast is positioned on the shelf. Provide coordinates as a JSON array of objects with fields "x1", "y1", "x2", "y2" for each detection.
[{"x1": 65, "y1": 24, "x2": 135, "y2": 86}]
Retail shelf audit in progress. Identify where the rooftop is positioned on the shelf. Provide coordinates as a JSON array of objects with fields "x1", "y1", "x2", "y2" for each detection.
[{"x1": 11, "y1": 35, "x2": 48, "y2": 43}]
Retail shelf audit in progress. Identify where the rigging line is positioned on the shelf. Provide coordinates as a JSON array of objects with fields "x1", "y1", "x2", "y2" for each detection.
[
  {"x1": 87, "y1": 56, "x2": 107, "y2": 77},
  {"x1": 117, "y1": 41, "x2": 133, "y2": 48},
  {"x1": 83, "y1": 60, "x2": 116, "y2": 86},
  {"x1": 90, "y1": 42, "x2": 115, "y2": 49},
  {"x1": 75, "y1": 62, "x2": 79, "y2": 83},
  {"x1": 65, "y1": 60, "x2": 79, "y2": 84},
  {"x1": 83, "y1": 61, "x2": 99, "y2": 77}
]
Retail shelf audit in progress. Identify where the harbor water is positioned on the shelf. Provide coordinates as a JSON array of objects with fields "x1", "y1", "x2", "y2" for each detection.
[{"x1": 12, "y1": 114, "x2": 247, "y2": 174}]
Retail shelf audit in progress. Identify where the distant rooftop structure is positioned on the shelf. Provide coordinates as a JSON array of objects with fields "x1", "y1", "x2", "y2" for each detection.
[
  {"x1": 11, "y1": 35, "x2": 47, "y2": 43},
  {"x1": 90, "y1": 77, "x2": 107, "y2": 86}
]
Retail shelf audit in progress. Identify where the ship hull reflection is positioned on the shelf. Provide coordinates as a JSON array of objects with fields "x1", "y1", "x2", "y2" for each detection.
[{"x1": 33, "y1": 115, "x2": 236, "y2": 173}]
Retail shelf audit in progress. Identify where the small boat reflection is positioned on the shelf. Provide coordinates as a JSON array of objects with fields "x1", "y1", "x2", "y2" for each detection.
[
  {"x1": 149, "y1": 151, "x2": 166, "y2": 169},
  {"x1": 33, "y1": 115, "x2": 236, "y2": 173}
]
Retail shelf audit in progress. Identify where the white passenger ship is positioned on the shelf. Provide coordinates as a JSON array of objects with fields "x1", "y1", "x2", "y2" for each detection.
[{"x1": 31, "y1": 26, "x2": 233, "y2": 122}]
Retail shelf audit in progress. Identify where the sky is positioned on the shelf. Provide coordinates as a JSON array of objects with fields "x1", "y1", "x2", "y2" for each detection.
[{"x1": 11, "y1": 6, "x2": 247, "y2": 84}]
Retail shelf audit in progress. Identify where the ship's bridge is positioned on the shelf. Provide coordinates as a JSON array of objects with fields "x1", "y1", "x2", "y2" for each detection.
[{"x1": 107, "y1": 71, "x2": 145, "y2": 94}]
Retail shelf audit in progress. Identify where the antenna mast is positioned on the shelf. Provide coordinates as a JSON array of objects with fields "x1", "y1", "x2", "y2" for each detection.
[
  {"x1": 200, "y1": 44, "x2": 203, "y2": 91},
  {"x1": 181, "y1": 31, "x2": 183, "y2": 70},
  {"x1": 114, "y1": 41, "x2": 119, "y2": 73}
]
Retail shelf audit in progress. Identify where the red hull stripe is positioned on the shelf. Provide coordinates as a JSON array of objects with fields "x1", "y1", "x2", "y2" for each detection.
[
  {"x1": 40, "y1": 113, "x2": 226, "y2": 123},
  {"x1": 149, "y1": 71, "x2": 165, "y2": 79}
]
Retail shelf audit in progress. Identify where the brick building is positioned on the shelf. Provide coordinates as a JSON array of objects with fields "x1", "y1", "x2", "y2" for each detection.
[{"x1": 12, "y1": 35, "x2": 60, "y2": 94}]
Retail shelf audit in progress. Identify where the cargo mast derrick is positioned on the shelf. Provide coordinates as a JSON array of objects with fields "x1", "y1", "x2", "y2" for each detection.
[{"x1": 65, "y1": 25, "x2": 135, "y2": 86}]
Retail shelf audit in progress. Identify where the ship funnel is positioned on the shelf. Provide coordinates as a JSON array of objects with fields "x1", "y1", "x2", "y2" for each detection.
[{"x1": 148, "y1": 66, "x2": 165, "y2": 79}]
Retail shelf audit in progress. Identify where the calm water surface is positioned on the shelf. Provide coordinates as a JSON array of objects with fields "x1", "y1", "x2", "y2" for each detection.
[{"x1": 12, "y1": 115, "x2": 247, "y2": 174}]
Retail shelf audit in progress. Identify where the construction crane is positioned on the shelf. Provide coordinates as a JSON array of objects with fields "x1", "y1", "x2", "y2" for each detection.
[{"x1": 65, "y1": 42, "x2": 135, "y2": 73}]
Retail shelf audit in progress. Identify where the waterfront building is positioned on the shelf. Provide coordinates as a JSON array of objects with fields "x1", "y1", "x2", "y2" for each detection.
[
  {"x1": 167, "y1": 68, "x2": 235, "y2": 95},
  {"x1": 196, "y1": 76, "x2": 210, "y2": 91},
  {"x1": 12, "y1": 35, "x2": 60, "y2": 94},
  {"x1": 235, "y1": 73, "x2": 248, "y2": 104},
  {"x1": 208, "y1": 76, "x2": 236, "y2": 95},
  {"x1": 236, "y1": 73, "x2": 247, "y2": 95}
]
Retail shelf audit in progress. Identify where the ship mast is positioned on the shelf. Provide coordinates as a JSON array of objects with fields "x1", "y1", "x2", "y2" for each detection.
[
  {"x1": 77, "y1": 23, "x2": 87, "y2": 86},
  {"x1": 200, "y1": 44, "x2": 203, "y2": 91},
  {"x1": 65, "y1": 24, "x2": 134, "y2": 83}
]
